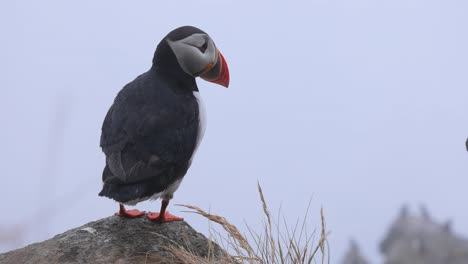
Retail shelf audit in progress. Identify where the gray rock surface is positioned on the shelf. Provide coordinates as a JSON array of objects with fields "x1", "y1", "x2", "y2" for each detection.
[{"x1": 0, "y1": 216, "x2": 227, "y2": 264}]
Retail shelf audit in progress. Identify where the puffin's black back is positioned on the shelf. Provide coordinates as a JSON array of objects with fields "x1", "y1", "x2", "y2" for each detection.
[{"x1": 99, "y1": 26, "x2": 205, "y2": 203}]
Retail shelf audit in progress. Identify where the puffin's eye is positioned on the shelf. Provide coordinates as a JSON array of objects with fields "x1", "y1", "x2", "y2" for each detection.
[
  {"x1": 185, "y1": 40, "x2": 208, "y2": 53},
  {"x1": 180, "y1": 34, "x2": 210, "y2": 53},
  {"x1": 199, "y1": 41, "x2": 208, "y2": 53}
]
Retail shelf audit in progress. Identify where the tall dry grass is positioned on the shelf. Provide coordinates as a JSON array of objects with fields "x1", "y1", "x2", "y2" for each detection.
[{"x1": 169, "y1": 182, "x2": 330, "y2": 264}]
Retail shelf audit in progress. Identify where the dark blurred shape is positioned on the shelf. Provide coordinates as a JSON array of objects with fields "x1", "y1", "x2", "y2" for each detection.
[
  {"x1": 380, "y1": 205, "x2": 468, "y2": 264},
  {"x1": 341, "y1": 239, "x2": 369, "y2": 264},
  {"x1": 419, "y1": 204, "x2": 431, "y2": 220},
  {"x1": 399, "y1": 204, "x2": 409, "y2": 218}
]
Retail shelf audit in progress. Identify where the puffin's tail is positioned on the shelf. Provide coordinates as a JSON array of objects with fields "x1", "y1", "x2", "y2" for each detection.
[
  {"x1": 98, "y1": 165, "x2": 154, "y2": 205},
  {"x1": 99, "y1": 181, "x2": 156, "y2": 205}
]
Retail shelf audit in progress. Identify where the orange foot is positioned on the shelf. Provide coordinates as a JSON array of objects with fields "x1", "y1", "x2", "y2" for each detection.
[
  {"x1": 146, "y1": 212, "x2": 184, "y2": 223},
  {"x1": 115, "y1": 204, "x2": 145, "y2": 218}
]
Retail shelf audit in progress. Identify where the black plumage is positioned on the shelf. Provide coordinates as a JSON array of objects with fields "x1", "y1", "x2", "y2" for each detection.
[{"x1": 99, "y1": 27, "x2": 207, "y2": 205}]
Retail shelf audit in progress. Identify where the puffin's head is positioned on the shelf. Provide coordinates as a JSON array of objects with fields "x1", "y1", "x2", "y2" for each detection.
[{"x1": 153, "y1": 26, "x2": 230, "y2": 88}]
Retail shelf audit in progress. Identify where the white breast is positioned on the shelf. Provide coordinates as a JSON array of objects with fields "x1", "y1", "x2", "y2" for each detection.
[{"x1": 190, "y1": 91, "x2": 207, "y2": 163}]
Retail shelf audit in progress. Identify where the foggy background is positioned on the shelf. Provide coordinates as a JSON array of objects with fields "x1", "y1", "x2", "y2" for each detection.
[{"x1": 1, "y1": 0, "x2": 467, "y2": 263}]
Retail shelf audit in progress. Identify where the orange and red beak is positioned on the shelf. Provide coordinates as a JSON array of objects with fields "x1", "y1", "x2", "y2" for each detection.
[{"x1": 200, "y1": 50, "x2": 230, "y2": 88}]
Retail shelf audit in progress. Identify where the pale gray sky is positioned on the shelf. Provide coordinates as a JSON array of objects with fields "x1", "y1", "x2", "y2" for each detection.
[{"x1": 1, "y1": 0, "x2": 468, "y2": 262}]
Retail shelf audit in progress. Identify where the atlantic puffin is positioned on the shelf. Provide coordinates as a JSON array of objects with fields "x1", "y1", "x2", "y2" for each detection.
[{"x1": 99, "y1": 26, "x2": 229, "y2": 223}]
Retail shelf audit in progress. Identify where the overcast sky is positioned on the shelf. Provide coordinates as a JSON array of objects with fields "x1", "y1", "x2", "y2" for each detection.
[{"x1": 1, "y1": 0, "x2": 468, "y2": 262}]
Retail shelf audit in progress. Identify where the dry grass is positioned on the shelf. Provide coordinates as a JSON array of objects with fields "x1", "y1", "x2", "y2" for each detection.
[{"x1": 171, "y1": 182, "x2": 330, "y2": 264}]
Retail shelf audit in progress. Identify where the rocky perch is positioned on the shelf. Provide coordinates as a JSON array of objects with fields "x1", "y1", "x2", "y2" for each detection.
[{"x1": 0, "y1": 216, "x2": 227, "y2": 264}]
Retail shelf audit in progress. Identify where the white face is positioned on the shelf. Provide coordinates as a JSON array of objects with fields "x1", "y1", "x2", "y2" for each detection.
[{"x1": 167, "y1": 33, "x2": 218, "y2": 77}]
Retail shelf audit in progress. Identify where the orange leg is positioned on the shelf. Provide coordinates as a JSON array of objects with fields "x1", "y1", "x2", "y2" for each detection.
[
  {"x1": 146, "y1": 199, "x2": 183, "y2": 223},
  {"x1": 115, "y1": 204, "x2": 145, "y2": 218}
]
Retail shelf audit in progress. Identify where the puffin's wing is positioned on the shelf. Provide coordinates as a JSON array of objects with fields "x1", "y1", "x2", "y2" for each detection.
[{"x1": 100, "y1": 74, "x2": 199, "y2": 184}]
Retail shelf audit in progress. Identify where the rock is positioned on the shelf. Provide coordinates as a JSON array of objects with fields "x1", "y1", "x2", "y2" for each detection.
[{"x1": 0, "y1": 216, "x2": 228, "y2": 264}]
